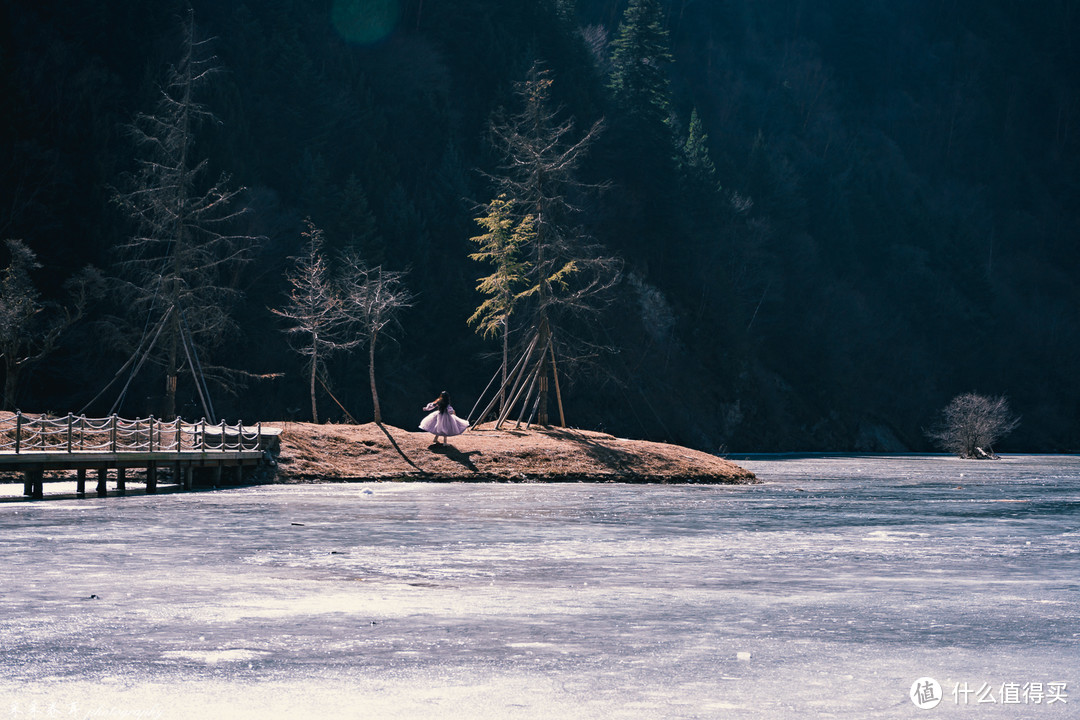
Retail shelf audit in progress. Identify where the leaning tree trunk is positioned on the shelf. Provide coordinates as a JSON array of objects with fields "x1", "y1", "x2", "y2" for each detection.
[
  {"x1": 536, "y1": 315, "x2": 550, "y2": 426},
  {"x1": 165, "y1": 309, "x2": 179, "y2": 420},
  {"x1": 500, "y1": 317, "x2": 508, "y2": 417},
  {"x1": 309, "y1": 345, "x2": 319, "y2": 424},
  {"x1": 369, "y1": 330, "x2": 381, "y2": 423}
]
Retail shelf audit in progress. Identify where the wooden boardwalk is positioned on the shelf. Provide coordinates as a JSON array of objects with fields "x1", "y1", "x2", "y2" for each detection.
[{"x1": 0, "y1": 412, "x2": 280, "y2": 499}]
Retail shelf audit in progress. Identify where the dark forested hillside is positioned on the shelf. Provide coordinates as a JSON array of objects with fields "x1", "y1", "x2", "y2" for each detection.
[{"x1": 1, "y1": 0, "x2": 1077, "y2": 452}]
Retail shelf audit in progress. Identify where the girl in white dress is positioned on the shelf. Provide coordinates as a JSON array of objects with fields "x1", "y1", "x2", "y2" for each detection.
[{"x1": 419, "y1": 391, "x2": 470, "y2": 444}]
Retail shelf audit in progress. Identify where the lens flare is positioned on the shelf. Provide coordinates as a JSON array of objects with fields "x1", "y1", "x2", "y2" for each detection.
[{"x1": 331, "y1": 0, "x2": 401, "y2": 44}]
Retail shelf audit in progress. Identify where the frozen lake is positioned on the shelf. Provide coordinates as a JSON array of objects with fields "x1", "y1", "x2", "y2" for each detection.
[{"x1": 1, "y1": 454, "x2": 1077, "y2": 718}]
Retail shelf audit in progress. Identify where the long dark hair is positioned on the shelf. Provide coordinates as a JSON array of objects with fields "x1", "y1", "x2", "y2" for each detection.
[{"x1": 431, "y1": 390, "x2": 449, "y2": 413}]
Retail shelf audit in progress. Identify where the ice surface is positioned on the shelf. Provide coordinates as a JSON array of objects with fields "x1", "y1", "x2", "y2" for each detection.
[{"x1": 1, "y1": 454, "x2": 1077, "y2": 718}]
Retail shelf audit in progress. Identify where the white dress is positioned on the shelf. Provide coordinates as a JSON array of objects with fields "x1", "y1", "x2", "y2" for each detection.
[{"x1": 419, "y1": 402, "x2": 470, "y2": 437}]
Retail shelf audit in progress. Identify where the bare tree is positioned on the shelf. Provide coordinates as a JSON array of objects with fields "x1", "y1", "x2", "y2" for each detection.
[
  {"x1": 0, "y1": 239, "x2": 102, "y2": 409},
  {"x1": 271, "y1": 220, "x2": 357, "y2": 424},
  {"x1": 112, "y1": 9, "x2": 258, "y2": 419},
  {"x1": 484, "y1": 60, "x2": 620, "y2": 426},
  {"x1": 339, "y1": 251, "x2": 413, "y2": 424},
  {"x1": 926, "y1": 393, "x2": 1020, "y2": 458}
]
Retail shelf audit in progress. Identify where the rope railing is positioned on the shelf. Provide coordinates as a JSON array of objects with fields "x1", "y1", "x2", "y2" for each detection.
[{"x1": 0, "y1": 412, "x2": 270, "y2": 454}]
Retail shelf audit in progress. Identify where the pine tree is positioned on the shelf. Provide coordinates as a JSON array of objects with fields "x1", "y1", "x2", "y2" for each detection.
[
  {"x1": 112, "y1": 10, "x2": 257, "y2": 420},
  {"x1": 333, "y1": 174, "x2": 383, "y2": 263},
  {"x1": 604, "y1": 0, "x2": 681, "y2": 273},
  {"x1": 679, "y1": 106, "x2": 724, "y2": 238},
  {"x1": 468, "y1": 195, "x2": 532, "y2": 416},
  {"x1": 485, "y1": 61, "x2": 620, "y2": 426},
  {"x1": 682, "y1": 108, "x2": 717, "y2": 182},
  {"x1": 608, "y1": 0, "x2": 674, "y2": 146}
]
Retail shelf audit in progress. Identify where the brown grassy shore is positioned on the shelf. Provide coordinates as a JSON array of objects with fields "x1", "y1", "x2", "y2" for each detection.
[{"x1": 271, "y1": 421, "x2": 756, "y2": 484}]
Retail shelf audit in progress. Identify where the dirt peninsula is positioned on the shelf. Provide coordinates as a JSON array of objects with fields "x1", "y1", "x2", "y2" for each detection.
[{"x1": 271, "y1": 421, "x2": 756, "y2": 484}]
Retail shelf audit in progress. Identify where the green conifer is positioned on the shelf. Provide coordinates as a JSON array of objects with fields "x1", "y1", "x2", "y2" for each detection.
[{"x1": 608, "y1": 0, "x2": 674, "y2": 143}]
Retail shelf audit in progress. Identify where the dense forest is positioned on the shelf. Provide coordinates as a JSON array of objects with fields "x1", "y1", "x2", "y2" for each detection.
[{"x1": 1, "y1": 0, "x2": 1078, "y2": 452}]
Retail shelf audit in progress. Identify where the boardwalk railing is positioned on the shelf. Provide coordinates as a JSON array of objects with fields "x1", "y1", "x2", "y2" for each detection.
[{"x1": 0, "y1": 412, "x2": 271, "y2": 454}]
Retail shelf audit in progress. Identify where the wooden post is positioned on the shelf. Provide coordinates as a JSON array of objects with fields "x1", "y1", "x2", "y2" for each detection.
[
  {"x1": 22, "y1": 470, "x2": 32, "y2": 497},
  {"x1": 67, "y1": 413, "x2": 74, "y2": 453},
  {"x1": 110, "y1": 414, "x2": 118, "y2": 452},
  {"x1": 214, "y1": 462, "x2": 223, "y2": 488},
  {"x1": 173, "y1": 461, "x2": 181, "y2": 486},
  {"x1": 146, "y1": 462, "x2": 157, "y2": 494},
  {"x1": 184, "y1": 465, "x2": 193, "y2": 490},
  {"x1": 116, "y1": 467, "x2": 126, "y2": 496},
  {"x1": 31, "y1": 469, "x2": 43, "y2": 500},
  {"x1": 549, "y1": 342, "x2": 566, "y2": 428},
  {"x1": 76, "y1": 469, "x2": 86, "y2": 497},
  {"x1": 15, "y1": 411, "x2": 21, "y2": 454},
  {"x1": 96, "y1": 468, "x2": 107, "y2": 498}
]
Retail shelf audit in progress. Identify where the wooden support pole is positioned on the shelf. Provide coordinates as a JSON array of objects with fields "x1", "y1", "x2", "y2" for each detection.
[
  {"x1": 214, "y1": 463, "x2": 223, "y2": 488},
  {"x1": 76, "y1": 469, "x2": 86, "y2": 497},
  {"x1": 513, "y1": 364, "x2": 542, "y2": 429},
  {"x1": 96, "y1": 468, "x2": 108, "y2": 498},
  {"x1": 477, "y1": 333, "x2": 538, "y2": 430},
  {"x1": 525, "y1": 381, "x2": 544, "y2": 429},
  {"x1": 499, "y1": 344, "x2": 548, "y2": 428},
  {"x1": 23, "y1": 470, "x2": 32, "y2": 497},
  {"x1": 146, "y1": 463, "x2": 157, "y2": 494},
  {"x1": 30, "y1": 469, "x2": 43, "y2": 500},
  {"x1": 116, "y1": 467, "x2": 126, "y2": 496},
  {"x1": 184, "y1": 465, "x2": 193, "y2": 491},
  {"x1": 549, "y1": 341, "x2": 566, "y2": 428},
  {"x1": 173, "y1": 461, "x2": 181, "y2": 486}
]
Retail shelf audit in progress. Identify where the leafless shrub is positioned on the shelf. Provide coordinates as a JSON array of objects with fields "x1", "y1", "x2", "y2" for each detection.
[{"x1": 926, "y1": 393, "x2": 1020, "y2": 458}]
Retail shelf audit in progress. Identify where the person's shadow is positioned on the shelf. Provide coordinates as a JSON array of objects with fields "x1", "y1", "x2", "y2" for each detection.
[{"x1": 430, "y1": 443, "x2": 482, "y2": 472}]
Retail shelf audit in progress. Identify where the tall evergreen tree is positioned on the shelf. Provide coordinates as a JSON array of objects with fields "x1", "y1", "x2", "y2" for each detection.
[
  {"x1": 608, "y1": 0, "x2": 674, "y2": 147},
  {"x1": 112, "y1": 10, "x2": 257, "y2": 420},
  {"x1": 468, "y1": 195, "x2": 532, "y2": 416},
  {"x1": 333, "y1": 174, "x2": 383, "y2": 263},
  {"x1": 486, "y1": 61, "x2": 619, "y2": 426},
  {"x1": 681, "y1": 108, "x2": 717, "y2": 183},
  {"x1": 603, "y1": 0, "x2": 681, "y2": 276}
]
